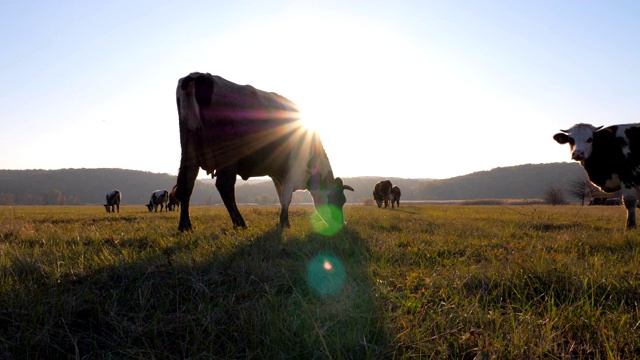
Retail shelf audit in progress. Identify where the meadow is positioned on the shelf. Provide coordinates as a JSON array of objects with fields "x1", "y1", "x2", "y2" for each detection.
[{"x1": 1, "y1": 204, "x2": 639, "y2": 359}]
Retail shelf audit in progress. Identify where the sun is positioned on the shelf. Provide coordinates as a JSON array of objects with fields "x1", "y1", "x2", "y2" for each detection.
[
  {"x1": 294, "y1": 93, "x2": 338, "y2": 136},
  {"x1": 298, "y1": 109, "x2": 322, "y2": 133}
]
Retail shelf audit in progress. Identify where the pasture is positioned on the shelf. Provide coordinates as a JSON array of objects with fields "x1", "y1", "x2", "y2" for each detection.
[{"x1": 1, "y1": 204, "x2": 639, "y2": 359}]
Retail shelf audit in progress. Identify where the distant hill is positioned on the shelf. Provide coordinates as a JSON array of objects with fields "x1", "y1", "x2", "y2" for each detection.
[
  {"x1": 0, "y1": 169, "x2": 217, "y2": 206},
  {"x1": 412, "y1": 162, "x2": 585, "y2": 200},
  {"x1": 0, "y1": 162, "x2": 587, "y2": 205}
]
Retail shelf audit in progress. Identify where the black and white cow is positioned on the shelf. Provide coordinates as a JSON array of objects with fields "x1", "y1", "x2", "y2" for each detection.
[
  {"x1": 146, "y1": 189, "x2": 169, "y2": 212},
  {"x1": 167, "y1": 184, "x2": 180, "y2": 211},
  {"x1": 175, "y1": 72, "x2": 353, "y2": 230},
  {"x1": 554, "y1": 123, "x2": 640, "y2": 228},
  {"x1": 104, "y1": 189, "x2": 121, "y2": 213},
  {"x1": 389, "y1": 185, "x2": 401, "y2": 208},
  {"x1": 373, "y1": 180, "x2": 393, "y2": 208}
]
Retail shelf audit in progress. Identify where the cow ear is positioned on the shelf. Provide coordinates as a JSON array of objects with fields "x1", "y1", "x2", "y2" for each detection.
[{"x1": 553, "y1": 133, "x2": 570, "y2": 144}]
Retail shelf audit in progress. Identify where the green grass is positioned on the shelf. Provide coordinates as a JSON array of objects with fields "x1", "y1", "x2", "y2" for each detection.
[{"x1": 1, "y1": 204, "x2": 640, "y2": 359}]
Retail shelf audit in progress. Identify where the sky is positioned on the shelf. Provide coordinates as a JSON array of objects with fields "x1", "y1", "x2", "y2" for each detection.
[{"x1": 1, "y1": 1, "x2": 640, "y2": 180}]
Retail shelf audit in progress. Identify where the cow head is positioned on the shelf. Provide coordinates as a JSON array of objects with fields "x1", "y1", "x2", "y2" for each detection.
[
  {"x1": 146, "y1": 202, "x2": 154, "y2": 212},
  {"x1": 311, "y1": 177, "x2": 354, "y2": 232},
  {"x1": 553, "y1": 124, "x2": 603, "y2": 161},
  {"x1": 104, "y1": 204, "x2": 110, "y2": 213}
]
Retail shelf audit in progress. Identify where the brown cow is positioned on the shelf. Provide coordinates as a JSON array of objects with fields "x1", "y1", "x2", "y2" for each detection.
[
  {"x1": 389, "y1": 186, "x2": 401, "y2": 208},
  {"x1": 167, "y1": 185, "x2": 180, "y2": 211},
  {"x1": 372, "y1": 180, "x2": 392, "y2": 208},
  {"x1": 175, "y1": 72, "x2": 353, "y2": 230}
]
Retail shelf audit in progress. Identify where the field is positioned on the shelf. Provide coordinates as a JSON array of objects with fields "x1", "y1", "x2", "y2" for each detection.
[{"x1": 1, "y1": 204, "x2": 640, "y2": 359}]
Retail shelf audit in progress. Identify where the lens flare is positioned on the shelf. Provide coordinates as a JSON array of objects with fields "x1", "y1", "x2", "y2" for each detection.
[
  {"x1": 310, "y1": 204, "x2": 344, "y2": 236},
  {"x1": 306, "y1": 253, "x2": 346, "y2": 296}
]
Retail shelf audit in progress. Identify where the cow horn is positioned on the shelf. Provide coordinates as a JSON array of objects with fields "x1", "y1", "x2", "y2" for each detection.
[
  {"x1": 343, "y1": 185, "x2": 354, "y2": 191},
  {"x1": 560, "y1": 129, "x2": 569, "y2": 133},
  {"x1": 595, "y1": 125, "x2": 603, "y2": 131}
]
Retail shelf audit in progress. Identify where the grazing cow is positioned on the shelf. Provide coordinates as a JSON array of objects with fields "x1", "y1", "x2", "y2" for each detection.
[
  {"x1": 175, "y1": 72, "x2": 354, "y2": 230},
  {"x1": 372, "y1": 180, "x2": 393, "y2": 208},
  {"x1": 146, "y1": 189, "x2": 169, "y2": 212},
  {"x1": 167, "y1": 185, "x2": 180, "y2": 211},
  {"x1": 389, "y1": 185, "x2": 401, "y2": 208},
  {"x1": 554, "y1": 123, "x2": 640, "y2": 228},
  {"x1": 104, "y1": 189, "x2": 121, "y2": 213}
]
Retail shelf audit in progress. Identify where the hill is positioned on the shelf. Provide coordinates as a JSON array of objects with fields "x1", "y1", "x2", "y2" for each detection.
[
  {"x1": 0, "y1": 169, "x2": 216, "y2": 206},
  {"x1": 412, "y1": 162, "x2": 586, "y2": 200},
  {"x1": 0, "y1": 162, "x2": 586, "y2": 205}
]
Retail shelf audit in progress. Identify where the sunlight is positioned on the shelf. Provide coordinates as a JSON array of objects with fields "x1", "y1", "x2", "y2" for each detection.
[{"x1": 298, "y1": 109, "x2": 322, "y2": 134}]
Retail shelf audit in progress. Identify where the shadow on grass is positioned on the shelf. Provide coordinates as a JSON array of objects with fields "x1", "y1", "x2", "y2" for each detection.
[{"x1": 1, "y1": 225, "x2": 385, "y2": 359}]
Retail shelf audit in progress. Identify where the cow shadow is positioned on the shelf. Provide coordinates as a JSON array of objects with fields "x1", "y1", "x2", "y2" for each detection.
[{"x1": 2, "y1": 224, "x2": 386, "y2": 359}]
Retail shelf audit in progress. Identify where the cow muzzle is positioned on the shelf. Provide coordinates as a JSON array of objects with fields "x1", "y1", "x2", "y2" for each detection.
[{"x1": 571, "y1": 150, "x2": 585, "y2": 161}]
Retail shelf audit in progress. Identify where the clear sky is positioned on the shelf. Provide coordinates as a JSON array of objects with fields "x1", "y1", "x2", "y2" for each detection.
[{"x1": 2, "y1": 1, "x2": 639, "y2": 180}]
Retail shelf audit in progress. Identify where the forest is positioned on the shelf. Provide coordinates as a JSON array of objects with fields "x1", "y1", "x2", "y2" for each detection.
[{"x1": 0, "y1": 162, "x2": 586, "y2": 205}]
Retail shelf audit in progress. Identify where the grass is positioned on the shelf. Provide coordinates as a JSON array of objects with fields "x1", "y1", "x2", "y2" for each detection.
[{"x1": 1, "y1": 204, "x2": 640, "y2": 359}]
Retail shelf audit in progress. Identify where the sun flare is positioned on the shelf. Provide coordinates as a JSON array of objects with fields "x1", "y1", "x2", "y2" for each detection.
[{"x1": 298, "y1": 109, "x2": 322, "y2": 134}]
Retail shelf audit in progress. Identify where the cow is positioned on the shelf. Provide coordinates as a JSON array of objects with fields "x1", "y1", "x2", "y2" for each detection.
[
  {"x1": 146, "y1": 189, "x2": 169, "y2": 212},
  {"x1": 554, "y1": 123, "x2": 640, "y2": 228},
  {"x1": 389, "y1": 185, "x2": 401, "y2": 208},
  {"x1": 167, "y1": 185, "x2": 180, "y2": 211},
  {"x1": 372, "y1": 180, "x2": 393, "y2": 208},
  {"x1": 104, "y1": 189, "x2": 121, "y2": 213},
  {"x1": 174, "y1": 72, "x2": 354, "y2": 231}
]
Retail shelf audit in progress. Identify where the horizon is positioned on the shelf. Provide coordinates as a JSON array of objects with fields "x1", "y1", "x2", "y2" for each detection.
[
  {"x1": 0, "y1": 160, "x2": 578, "y2": 181},
  {"x1": 2, "y1": 2, "x2": 638, "y2": 179}
]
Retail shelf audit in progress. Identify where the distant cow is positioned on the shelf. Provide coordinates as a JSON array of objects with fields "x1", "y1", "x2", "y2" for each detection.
[
  {"x1": 174, "y1": 72, "x2": 353, "y2": 230},
  {"x1": 146, "y1": 189, "x2": 169, "y2": 212},
  {"x1": 167, "y1": 185, "x2": 180, "y2": 211},
  {"x1": 389, "y1": 186, "x2": 401, "y2": 208},
  {"x1": 554, "y1": 123, "x2": 640, "y2": 228},
  {"x1": 372, "y1": 180, "x2": 393, "y2": 208},
  {"x1": 104, "y1": 189, "x2": 121, "y2": 213}
]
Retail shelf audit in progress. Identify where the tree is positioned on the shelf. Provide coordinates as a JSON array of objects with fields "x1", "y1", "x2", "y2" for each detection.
[
  {"x1": 544, "y1": 185, "x2": 567, "y2": 205},
  {"x1": 568, "y1": 177, "x2": 591, "y2": 206}
]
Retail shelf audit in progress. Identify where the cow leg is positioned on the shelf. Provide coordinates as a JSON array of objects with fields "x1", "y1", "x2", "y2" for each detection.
[
  {"x1": 622, "y1": 187, "x2": 637, "y2": 229},
  {"x1": 177, "y1": 162, "x2": 199, "y2": 231},
  {"x1": 216, "y1": 167, "x2": 246, "y2": 229},
  {"x1": 270, "y1": 177, "x2": 291, "y2": 228},
  {"x1": 271, "y1": 177, "x2": 284, "y2": 203},
  {"x1": 278, "y1": 178, "x2": 294, "y2": 228}
]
